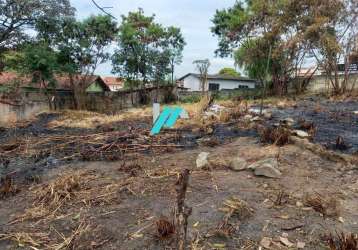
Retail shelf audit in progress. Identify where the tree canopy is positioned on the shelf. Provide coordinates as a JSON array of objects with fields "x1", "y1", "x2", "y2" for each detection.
[
  {"x1": 212, "y1": 0, "x2": 358, "y2": 95},
  {"x1": 0, "y1": 0, "x2": 75, "y2": 71},
  {"x1": 218, "y1": 67, "x2": 240, "y2": 77},
  {"x1": 112, "y1": 9, "x2": 185, "y2": 88}
]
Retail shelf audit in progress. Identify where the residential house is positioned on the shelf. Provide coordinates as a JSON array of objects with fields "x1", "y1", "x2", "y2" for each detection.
[
  {"x1": 178, "y1": 73, "x2": 256, "y2": 92},
  {"x1": 102, "y1": 76, "x2": 124, "y2": 91},
  {"x1": 0, "y1": 72, "x2": 110, "y2": 93}
]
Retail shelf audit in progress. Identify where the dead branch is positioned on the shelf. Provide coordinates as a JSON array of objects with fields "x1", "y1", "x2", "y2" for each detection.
[{"x1": 175, "y1": 169, "x2": 192, "y2": 250}]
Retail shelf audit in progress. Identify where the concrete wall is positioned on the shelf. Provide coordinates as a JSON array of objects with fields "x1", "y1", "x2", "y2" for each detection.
[
  {"x1": 307, "y1": 73, "x2": 358, "y2": 93},
  {"x1": 0, "y1": 102, "x2": 48, "y2": 125},
  {"x1": 0, "y1": 86, "x2": 177, "y2": 124},
  {"x1": 182, "y1": 74, "x2": 256, "y2": 91},
  {"x1": 84, "y1": 86, "x2": 176, "y2": 113}
]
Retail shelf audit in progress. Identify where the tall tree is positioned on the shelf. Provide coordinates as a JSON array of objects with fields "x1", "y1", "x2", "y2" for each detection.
[
  {"x1": 37, "y1": 15, "x2": 118, "y2": 108},
  {"x1": 212, "y1": 0, "x2": 358, "y2": 96},
  {"x1": 211, "y1": 0, "x2": 309, "y2": 96},
  {"x1": 5, "y1": 42, "x2": 59, "y2": 107},
  {"x1": 165, "y1": 26, "x2": 186, "y2": 84},
  {"x1": 193, "y1": 59, "x2": 210, "y2": 95},
  {"x1": 112, "y1": 9, "x2": 185, "y2": 89},
  {"x1": 302, "y1": 0, "x2": 358, "y2": 94},
  {"x1": 0, "y1": 0, "x2": 75, "y2": 71}
]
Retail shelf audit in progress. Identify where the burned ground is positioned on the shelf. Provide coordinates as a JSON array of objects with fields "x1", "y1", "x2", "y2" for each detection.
[{"x1": 0, "y1": 97, "x2": 357, "y2": 249}]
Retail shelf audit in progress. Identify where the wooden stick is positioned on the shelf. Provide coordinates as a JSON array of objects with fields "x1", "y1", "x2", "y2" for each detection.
[{"x1": 175, "y1": 169, "x2": 192, "y2": 250}]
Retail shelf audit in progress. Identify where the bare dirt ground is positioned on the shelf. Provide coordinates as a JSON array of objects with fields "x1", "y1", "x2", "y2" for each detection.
[{"x1": 0, "y1": 96, "x2": 357, "y2": 249}]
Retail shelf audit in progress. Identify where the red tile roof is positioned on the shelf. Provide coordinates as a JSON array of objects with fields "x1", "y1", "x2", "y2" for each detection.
[
  {"x1": 0, "y1": 72, "x2": 101, "y2": 90},
  {"x1": 102, "y1": 76, "x2": 124, "y2": 87}
]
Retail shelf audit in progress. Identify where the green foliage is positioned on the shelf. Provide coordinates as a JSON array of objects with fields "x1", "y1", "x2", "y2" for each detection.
[
  {"x1": 36, "y1": 15, "x2": 118, "y2": 89},
  {"x1": 0, "y1": 0, "x2": 75, "y2": 71},
  {"x1": 112, "y1": 9, "x2": 185, "y2": 88},
  {"x1": 179, "y1": 93, "x2": 202, "y2": 103},
  {"x1": 212, "y1": 0, "x2": 357, "y2": 95},
  {"x1": 218, "y1": 67, "x2": 240, "y2": 77},
  {"x1": 234, "y1": 39, "x2": 273, "y2": 82},
  {"x1": 5, "y1": 43, "x2": 59, "y2": 89}
]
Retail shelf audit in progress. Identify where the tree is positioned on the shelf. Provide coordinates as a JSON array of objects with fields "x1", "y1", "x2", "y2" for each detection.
[
  {"x1": 0, "y1": 0, "x2": 74, "y2": 71},
  {"x1": 37, "y1": 15, "x2": 118, "y2": 108},
  {"x1": 165, "y1": 27, "x2": 186, "y2": 84},
  {"x1": 212, "y1": 0, "x2": 358, "y2": 96},
  {"x1": 302, "y1": 0, "x2": 358, "y2": 94},
  {"x1": 5, "y1": 42, "x2": 59, "y2": 108},
  {"x1": 112, "y1": 9, "x2": 185, "y2": 89},
  {"x1": 211, "y1": 0, "x2": 311, "y2": 96},
  {"x1": 218, "y1": 67, "x2": 240, "y2": 77},
  {"x1": 193, "y1": 59, "x2": 210, "y2": 95}
]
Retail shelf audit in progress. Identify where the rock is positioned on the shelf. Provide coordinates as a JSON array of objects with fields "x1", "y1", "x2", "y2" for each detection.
[
  {"x1": 263, "y1": 112, "x2": 273, "y2": 119},
  {"x1": 294, "y1": 130, "x2": 310, "y2": 138},
  {"x1": 279, "y1": 237, "x2": 294, "y2": 247},
  {"x1": 250, "y1": 116, "x2": 262, "y2": 122},
  {"x1": 230, "y1": 156, "x2": 248, "y2": 171},
  {"x1": 281, "y1": 117, "x2": 294, "y2": 127},
  {"x1": 338, "y1": 217, "x2": 345, "y2": 223},
  {"x1": 296, "y1": 201, "x2": 304, "y2": 207},
  {"x1": 243, "y1": 114, "x2": 253, "y2": 120},
  {"x1": 260, "y1": 237, "x2": 272, "y2": 249},
  {"x1": 254, "y1": 165, "x2": 282, "y2": 178},
  {"x1": 297, "y1": 241, "x2": 305, "y2": 249},
  {"x1": 248, "y1": 158, "x2": 279, "y2": 170},
  {"x1": 248, "y1": 158, "x2": 281, "y2": 178},
  {"x1": 196, "y1": 152, "x2": 209, "y2": 168}
]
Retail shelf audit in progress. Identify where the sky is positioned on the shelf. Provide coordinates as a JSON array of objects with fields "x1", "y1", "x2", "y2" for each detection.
[{"x1": 70, "y1": 0, "x2": 237, "y2": 78}]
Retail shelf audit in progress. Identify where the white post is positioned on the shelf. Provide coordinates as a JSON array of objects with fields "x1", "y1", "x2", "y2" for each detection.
[{"x1": 153, "y1": 103, "x2": 160, "y2": 124}]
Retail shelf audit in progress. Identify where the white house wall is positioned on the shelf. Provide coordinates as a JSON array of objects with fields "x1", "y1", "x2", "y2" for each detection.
[
  {"x1": 183, "y1": 75, "x2": 202, "y2": 91},
  {"x1": 182, "y1": 74, "x2": 256, "y2": 91},
  {"x1": 208, "y1": 79, "x2": 255, "y2": 90}
]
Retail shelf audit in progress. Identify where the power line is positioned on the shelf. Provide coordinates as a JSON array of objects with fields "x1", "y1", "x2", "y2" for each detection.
[{"x1": 91, "y1": 0, "x2": 117, "y2": 19}]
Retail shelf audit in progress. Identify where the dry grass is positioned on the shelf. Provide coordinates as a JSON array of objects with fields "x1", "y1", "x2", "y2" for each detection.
[
  {"x1": 305, "y1": 192, "x2": 341, "y2": 218},
  {"x1": 212, "y1": 220, "x2": 236, "y2": 238},
  {"x1": 155, "y1": 217, "x2": 176, "y2": 240},
  {"x1": 219, "y1": 196, "x2": 253, "y2": 220},
  {"x1": 48, "y1": 108, "x2": 151, "y2": 129},
  {"x1": 258, "y1": 125, "x2": 291, "y2": 146},
  {"x1": 327, "y1": 232, "x2": 358, "y2": 250},
  {"x1": 0, "y1": 175, "x2": 19, "y2": 199},
  {"x1": 12, "y1": 171, "x2": 125, "y2": 224},
  {"x1": 0, "y1": 220, "x2": 98, "y2": 250},
  {"x1": 0, "y1": 232, "x2": 50, "y2": 248}
]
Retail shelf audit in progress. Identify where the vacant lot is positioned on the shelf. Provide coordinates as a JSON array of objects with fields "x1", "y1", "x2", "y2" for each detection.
[{"x1": 0, "y1": 96, "x2": 357, "y2": 249}]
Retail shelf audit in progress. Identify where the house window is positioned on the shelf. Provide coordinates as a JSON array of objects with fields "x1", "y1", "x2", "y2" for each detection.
[
  {"x1": 209, "y1": 83, "x2": 220, "y2": 91},
  {"x1": 238, "y1": 85, "x2": 249, "y2": 89}
]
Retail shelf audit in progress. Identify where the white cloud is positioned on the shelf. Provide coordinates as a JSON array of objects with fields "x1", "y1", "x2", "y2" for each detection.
[{"x1": 70, "y1": 0, "x2": 237, "y2": 78}]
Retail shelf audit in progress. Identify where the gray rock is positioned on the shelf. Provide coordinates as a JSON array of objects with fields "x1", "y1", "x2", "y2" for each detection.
[
  {"x1": 248, "y1": 158, "x2": 281, "y2": 178},
  {"x1": 243, "y1": 114, "x2": 253, "y2": 120},
  {"x1": 250, "y1": 116, "x2": 262, "y2": 122},
  {"x1": 263, "y1": 112, "x2": 273, "y2": 119},
  {"x1": 230, "y1": 156, "x2": 248, "y2": 171},
  {"x1": 196, "y1": 152, "x2": 209, "y2": 168},
  {"x1": 294, "y1": 130, "x2": 309, "y2": 138},
  {"x1": 280, "y1": 117, "x2": 294, "y2": 127},
  {"x1": 254, "y1": 164, "x2": 282, "y2": 178}
]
